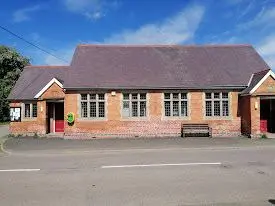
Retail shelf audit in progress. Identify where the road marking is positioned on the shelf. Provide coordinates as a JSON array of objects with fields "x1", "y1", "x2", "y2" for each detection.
[
  {"x1": 0, "y1": 169, "x2": 40, "y2": 172},
  {"x1": 101, "y1": 162, "x2": 222, "y2": 169}
]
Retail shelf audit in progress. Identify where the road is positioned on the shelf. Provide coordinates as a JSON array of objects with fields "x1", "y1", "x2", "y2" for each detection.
[{"x1": 0, "y1": 138, "x2": 275, "y2": 205}]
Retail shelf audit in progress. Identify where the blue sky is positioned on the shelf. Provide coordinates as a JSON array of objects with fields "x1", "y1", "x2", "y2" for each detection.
[{"x1": 1, "y1": 0, "x2": 275, "y2": 68}]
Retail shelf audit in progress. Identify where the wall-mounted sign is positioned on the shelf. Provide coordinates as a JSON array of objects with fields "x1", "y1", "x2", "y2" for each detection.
[
  {"x1": 10, "y1": 107, "x2": 21, "y2": 122},
  {"x1": 267, "y1": 85, "x2": 275, "y2": 92}
]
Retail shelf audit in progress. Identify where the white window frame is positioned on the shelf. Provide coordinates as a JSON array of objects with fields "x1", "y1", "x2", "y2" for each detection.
[
  {"x1": 204, "y1": 92, "x2": 230, "y2": 118},
  {"x1": 121, "y1": 93, "x2": 148, "y2": 118},
  {"x1": 79, "y1": 93, "x2": 106, "y2": 120},
  {"x1": 22, "y1": 102, "x2": 38, "y2": 119}
]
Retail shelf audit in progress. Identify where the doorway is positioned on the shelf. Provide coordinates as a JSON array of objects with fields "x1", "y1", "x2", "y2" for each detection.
[
  {"x1": 46, "y1": 102, "x2": 64, "y2": 133},
  {"x1": 260, "y1": 99, "x2": 275, "y2": 133}
]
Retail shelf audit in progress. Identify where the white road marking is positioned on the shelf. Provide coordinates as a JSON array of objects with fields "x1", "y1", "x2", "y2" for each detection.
[
  {"x1": 0, "y1": 169, "x2": 40, "y2": 172},
  {"x1": 101, "y1": 162, "x2": 222, "y2": 169}
]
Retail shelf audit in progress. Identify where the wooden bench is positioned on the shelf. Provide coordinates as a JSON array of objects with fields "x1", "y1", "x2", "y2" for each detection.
[{"x1": 181, "y1": 124, "x2": 212, "y2": 138}]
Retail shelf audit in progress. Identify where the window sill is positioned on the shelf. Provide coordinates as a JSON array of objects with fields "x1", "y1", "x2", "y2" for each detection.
[
  {"x1": 204, "y1": 116, "x2": 232, "y2": 120},
  {"x1": 22, "y1": 118, "x2": 37, "y2": 122},
  {"x1": 121, "y1": 117, "x2": 149, "y2": 121},
  {"x1": 78, "y1": 118, "x2": 107, "y2": 122},
  {"x1": 162, "y1": 116, "x2": 190, "y2": 120}
]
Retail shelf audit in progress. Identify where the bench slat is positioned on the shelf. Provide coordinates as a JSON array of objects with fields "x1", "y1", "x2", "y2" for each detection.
[{"x1": 181, "y1": 123, "x2": 212, "y2": 138}]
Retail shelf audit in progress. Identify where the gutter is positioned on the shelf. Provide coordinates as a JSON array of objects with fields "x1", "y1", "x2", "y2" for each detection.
[{"x1": 64, "y1": 85, "x2": 247, "y2": 90}]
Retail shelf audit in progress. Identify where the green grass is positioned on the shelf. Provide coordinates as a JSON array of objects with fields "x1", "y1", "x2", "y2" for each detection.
[{"x1": 0, "y1": 122, "x2": 9, "y2": 126}]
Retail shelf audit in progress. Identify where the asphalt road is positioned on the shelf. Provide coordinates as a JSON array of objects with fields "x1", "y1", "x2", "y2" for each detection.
[{"x1": 1, "y1": 138, "x2": 275, "y2": 206}]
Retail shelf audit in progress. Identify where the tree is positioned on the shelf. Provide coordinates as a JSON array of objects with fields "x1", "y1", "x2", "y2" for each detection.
[{"x1": 0, "y1": 46, "x2": 30, "y2": 122}]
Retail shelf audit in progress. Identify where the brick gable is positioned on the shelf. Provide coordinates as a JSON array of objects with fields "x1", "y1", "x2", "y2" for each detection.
[{"x1": 41, "y1": 82, "x2": 65, "y2": 100}]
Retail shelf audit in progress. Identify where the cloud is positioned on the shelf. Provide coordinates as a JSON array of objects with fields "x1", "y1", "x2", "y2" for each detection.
[
  {"x1": 12, "y1": 5, "x2": 41, "y2": 23},
  {"x1": 42, "y1": 47, "x2": 74, "y2": 65},
  {"x1": 62, "y1": 0, "x2": 119, "y2": 21},
  {"x1": 84, "y1": 11, "x2": 105, "y2": 20},
  {"x1": 103, "y1": 4, "x2": 205, "y2": 44},
  {"x1": 238, "y1": 6, "x2": 275, "y2": 30},
  {"x1": 238, "y1": 0, "x2": 255, "y2": 19},
  {"x1": 257, "y1": 34, "x2": 275, "y2": 68}
]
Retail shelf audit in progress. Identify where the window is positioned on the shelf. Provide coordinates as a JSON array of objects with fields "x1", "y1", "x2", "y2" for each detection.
[
  {"x1": 122, "y1": 93, "x2": 147, "y2": 117},
  {"x1": 25, "y1": 104, "x2": 30, "y2": 118},
  {"x1": 205, "y1": 92, "x2": 229, "y2": 117},
  {"x1": 24, "y1": 103, "x2": 37, "y2": 118},
  {"x1": 32, "y1": 104, "x2": 37, "y2": 117},
  {"x1": 164, "y1": 93, "x2": 188, "y2": 117},
  {"x1": 80, "y1": 94, "x2": 106, "y2": 118}
]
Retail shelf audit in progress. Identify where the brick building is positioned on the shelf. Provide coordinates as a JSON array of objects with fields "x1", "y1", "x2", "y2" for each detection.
[{"x1": 7, "y1": 44, "x2": 275, "y2": 138}]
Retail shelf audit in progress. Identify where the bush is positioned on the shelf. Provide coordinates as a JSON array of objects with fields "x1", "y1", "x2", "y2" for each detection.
[{"x1": 261, "y1": 134, "x2": 268, "y2": 139}]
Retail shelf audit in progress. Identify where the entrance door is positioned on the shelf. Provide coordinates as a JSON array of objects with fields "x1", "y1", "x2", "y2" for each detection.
[
  {"x1": 55, "y1": 103, "x2": 64, "y2": 133},
  {"x1": 270, "y1": 100, "x2": 275, "y2": 133},
  {"x1": 260, "y1": 99, "x2": 275, "y2": 133}
]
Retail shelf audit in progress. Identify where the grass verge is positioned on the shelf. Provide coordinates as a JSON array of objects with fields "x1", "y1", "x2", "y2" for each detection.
[
  {"x1": 0, "y1": 135, "x2": 9, "y2": 153},
  {"x1": 0, "y1": 122, "x2": 9, "y2": 126}
]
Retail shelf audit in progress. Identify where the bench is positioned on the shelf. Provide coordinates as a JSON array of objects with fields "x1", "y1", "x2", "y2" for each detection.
[{"x1": 181, "y1": 124, "x2": 212, "y2": 138}]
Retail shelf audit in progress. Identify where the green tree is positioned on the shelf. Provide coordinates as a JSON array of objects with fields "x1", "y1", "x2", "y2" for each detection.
[{"x1": 0, "y1": 46, "x2": 30, "y2": 122}]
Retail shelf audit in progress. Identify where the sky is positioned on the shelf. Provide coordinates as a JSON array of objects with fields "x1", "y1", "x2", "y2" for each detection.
[{"x1": 1, "y1": 0, "x2": 275, "y2": 68}]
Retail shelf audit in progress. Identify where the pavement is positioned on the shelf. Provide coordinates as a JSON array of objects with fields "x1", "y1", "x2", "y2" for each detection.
[
  {"x1": 0, "y1": 124, "x2": 9, "y2": 138},
  {"x1": 0, "y1": 125, "x2": 9, "y2": 150},
  {"x1": 1, "y1": 137, "x2": 275, "y2": 205}
]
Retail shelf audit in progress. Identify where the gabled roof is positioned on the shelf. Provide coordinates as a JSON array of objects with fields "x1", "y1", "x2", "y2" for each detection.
[
  {"x1": 8, "y1": 66, "x2": 68, "y2": 100},
  {"x1": 65, "y1": 44, "x2": 270, "y2": 89},
  {"x1": 34, "y1": 78, "x2": 63, "y2": 98},
  {"x1": 8, "y1": 44, "x2": 272, "y2": 100},
  {"x1": 241, "y1": 69, "x2": 275, "y2": 95}
]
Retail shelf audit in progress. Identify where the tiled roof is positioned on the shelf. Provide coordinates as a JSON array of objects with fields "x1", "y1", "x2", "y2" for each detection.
[
  {"x1": 8, "y1": 44, "x2": 271, "y2": 100},
  {"x1": 8, "y1": 66, "x2": 68, "y2": 100},
  {"x1": 65, "y1": 44, "x2": 270, "y2": 89},
  {"x1": 241, "y1": 69, "x2": 270, "y2": 95}
]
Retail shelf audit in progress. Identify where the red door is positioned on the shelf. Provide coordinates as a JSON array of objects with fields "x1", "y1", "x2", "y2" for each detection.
[
  {"x1": 55, "y1": 103, "x2": 64, "y2": 133},
  {"x1": 260, "y1": 120, "x2": 267, "y2": 133}
]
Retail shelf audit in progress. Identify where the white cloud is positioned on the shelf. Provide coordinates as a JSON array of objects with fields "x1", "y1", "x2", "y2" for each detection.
[
  {"x1": 43, "y1": 47, "x2": 74, "y2": 65},
  {"x1": 84, "y1": 11, "x2": 104, "y2": 20},
  {"x1": 103, "y1": 4, "x2": 205, "y2": 44},
  {"x1": 62, "y1": 0, "x2": 118, "y2": 21},
  {"x1": 238, "y1": 7, "x2": 275, "y2": 30},
  {"x1": 257, "y1": 34, "x2": 275, "y2": 68},
  {"x1": 12, "y1": 5, "x2": 41, "y2": 23},
  {"x1": 238, "y1": 0, "x2": 255, "y2": 19}
]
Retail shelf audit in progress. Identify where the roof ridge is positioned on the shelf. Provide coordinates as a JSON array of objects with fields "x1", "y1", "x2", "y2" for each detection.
[{"x1": 77, "y1": 44, "x2": 252, "y2": 48}]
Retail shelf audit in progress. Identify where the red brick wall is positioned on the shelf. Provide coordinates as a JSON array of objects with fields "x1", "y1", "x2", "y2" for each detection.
[
  {"x1": 41, "y1": 82, "x2": 65, "y2": 99},
  {"x1": 9, "y1": 101, "x2": 47, "y2": 135},
  {"x1": 254, "y1": 76, "x2": 275, "y2": 94},
  {"x1": 64, "y1": 91, "x2": 241, "y2": 138},
  {"x1": 240, "y1": 96, "x2": 251, "y2": 135},
  {"x1": 250, "y1": 96, "x2": 261, "y2": 137},
  {"x1": 10, "y1": 90, "x2": 243, "y2": 137},
  {"x1": 9, "y1": 83, "x2": 64, "y2": 135}
]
